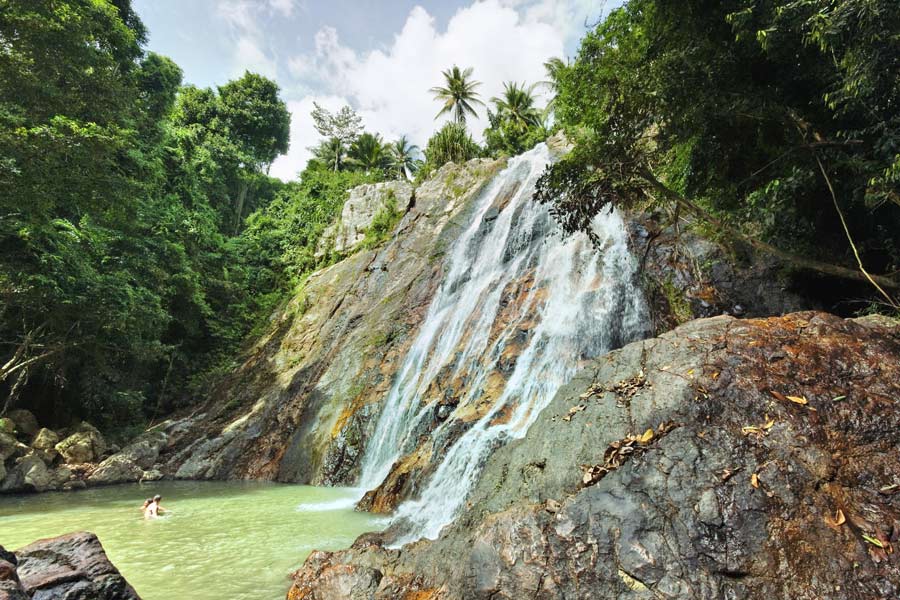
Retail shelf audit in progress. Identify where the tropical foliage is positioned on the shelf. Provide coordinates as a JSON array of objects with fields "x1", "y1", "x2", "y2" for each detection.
[
  {"x1": 536, "y1": 0, "x2": 900, "y2": 306},
  {"x1": 430, "y1": 65, "x2": 485, "y2": 126},
  {"x1": 387, "y1": 136, "x2": 422, "y2": 181},
  {"x1": 420, "y1": 122, "x2": 484, "y2": 178},
  {"x1": 0, "y1": 0, "x2": 350, "y2": 428},
  {"x1": 484, "y1": 81, "x2": 550, "y2": 156}
]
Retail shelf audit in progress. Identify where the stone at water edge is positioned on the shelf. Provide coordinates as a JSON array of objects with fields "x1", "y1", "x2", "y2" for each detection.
[
  {"x1": 31, "y1": 428, "x2": 58, "y2": 453},
  {"x1": 0, "y1": 550, "x2": 29, "y2": 600},
  {"x1": 0, "y1": 418, "x2": 14, "y2": 436},
  {"x1": 30, "y1": 428, "x2": 59, "y2": 464},
  {"x1": 88, "y1": 430, "x2": 167, "y2": 485},
  {"x1": 0, "y1": 432, "x2": 18, "y2": 462},
  {"x1": 54, "y1": 423, "x2": 106, "y2": 465},
  {"x1": 5, "y1": 410, "x2": 38, "y2": 438},
  {"x1": 288, "y1": 312, "x2": 900, "y2": 599},
  {"x1": 21, "y1": 456, "x2": 51, "y2": 491},
  {"x1": 14, "y1": 532, "x2": 141, "y2": 600}
]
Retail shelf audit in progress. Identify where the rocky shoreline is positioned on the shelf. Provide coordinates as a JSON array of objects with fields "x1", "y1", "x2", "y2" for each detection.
[
  {"x1": 287, "y1": 312, "x2": 900, "y2": 599},
  {"x1": 0, "y1": 532, "x2": 139, "y2": 600},
  {"x1": 0, "y1": 412, "x2": 179, "y2": 495}
]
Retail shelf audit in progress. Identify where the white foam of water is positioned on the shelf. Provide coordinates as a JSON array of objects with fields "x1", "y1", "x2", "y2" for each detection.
[{"x1": 357, "y1": 143, "x2": 648, "y2": 545}]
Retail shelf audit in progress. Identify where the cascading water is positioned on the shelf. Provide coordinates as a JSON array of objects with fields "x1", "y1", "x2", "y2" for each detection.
[{"x1": 358, "y1": 142, "x2": 648, "y2": 544}]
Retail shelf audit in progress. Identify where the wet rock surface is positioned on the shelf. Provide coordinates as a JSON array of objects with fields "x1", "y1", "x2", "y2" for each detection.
[
  {"x1": 289, "y1": 312, "x2": 900, "y2": 599},
  {"x1": 155, "y1": 158, "x2": 506, "y2": 485},
  {"x1": 2, "y1": 534, "x2": 139, "y2": 600}
]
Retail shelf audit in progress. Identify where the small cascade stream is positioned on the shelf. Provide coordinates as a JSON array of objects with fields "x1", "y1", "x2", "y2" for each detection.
[{"x1": 358, "y1": 143, "x2": 648, "y2": 544}]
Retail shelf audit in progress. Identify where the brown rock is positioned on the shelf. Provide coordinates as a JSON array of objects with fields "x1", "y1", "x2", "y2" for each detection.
[
  {"x1": 15, "y1": 531, "x2": 140, "y2": 599},
  {"x1": 290, "y1": 312, "x2": 900, "y2": 599},
  {"x1": 5, "y1": 411, "x2": 37, "y2": 437}
]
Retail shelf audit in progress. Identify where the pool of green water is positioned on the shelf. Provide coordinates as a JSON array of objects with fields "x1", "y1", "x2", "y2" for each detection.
[{"x1": 0, "y1": 481, "x2": 385, "y2": 599}]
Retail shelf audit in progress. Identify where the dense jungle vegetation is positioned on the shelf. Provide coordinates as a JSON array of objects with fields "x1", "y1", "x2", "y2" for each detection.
[
  {"x1": 537, "y1": 0, "x2": 900, "y2": 308},
  {"x1": 0, "y1": 0, "x2": 553, "y2": 431},
  {"x1": 2, "y1": 0, "x2": 896, "y2": 433}
]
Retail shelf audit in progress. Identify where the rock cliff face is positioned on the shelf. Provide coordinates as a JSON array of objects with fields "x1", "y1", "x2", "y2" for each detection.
[
  {"x1": 318, "y1": 180, "x2": 414, "y2": 255},
  {"x1": 158, "y1": 157, "x2": 506, "y2": 485},
  {"x1": 288, "y1": 311, "x2": 900, "y2": 599}
]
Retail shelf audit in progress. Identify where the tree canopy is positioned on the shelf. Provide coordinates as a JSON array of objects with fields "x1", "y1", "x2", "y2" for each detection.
[{"x1": 537, "y1": 0, "x2": 900, "y2": 306}]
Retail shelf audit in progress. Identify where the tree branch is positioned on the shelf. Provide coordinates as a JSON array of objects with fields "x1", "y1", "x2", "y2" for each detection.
[{"x1": 639, "y1": 169, "x2": 900, "y2": 291}]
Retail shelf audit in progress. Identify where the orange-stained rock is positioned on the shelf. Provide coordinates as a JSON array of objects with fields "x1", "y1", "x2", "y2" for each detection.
[{"x1": 288, "y1": 312, "x2": 900, "y2": 600}]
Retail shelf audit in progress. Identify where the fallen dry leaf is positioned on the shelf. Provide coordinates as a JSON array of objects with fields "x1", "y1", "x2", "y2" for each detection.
[
  {"x1": 824, "y1": 509, "x2": 846, "y2": 528},
  {"x1": 878, "y1": 483, "x2": 899, "y2": 496},
  {"x1": 786, "y1": 395, "x2": 809, "y2": 405},
  {"x1": 637, "y1": 428, "x2": 654, "y2": 444},
  {"x1": 721, "y1": 466, "x2": 743, "y2": 482},
  {"x1": 751, "y1": 473, "x2": 760, "y2": 488},
  {"x1": 770, "y1": 390, "x2": 787, "y2": 402},
  {"x1": 562, "y1": 404, "x2": 586, "y2": 422}
]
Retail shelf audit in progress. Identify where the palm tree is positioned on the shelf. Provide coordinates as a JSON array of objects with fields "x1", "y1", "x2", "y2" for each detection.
[
  {"x1": 311, "y1": 136, "x2": 345, "y2": 171},
  {"x1": 540, "y1": 57, "x2": 566, "y2": 115},
  {"x1": 430, "y1": 65, "x2": 485, "y2": 126},
  {"x1": 346, "y1": 132, "x2": 389, "y2": 173},
  {"x1": 491, "y1": 82, "x2": 542, "y2": 131},
  {"x1": 387, "y1": 136, "x2": 422, "y2": 180}
]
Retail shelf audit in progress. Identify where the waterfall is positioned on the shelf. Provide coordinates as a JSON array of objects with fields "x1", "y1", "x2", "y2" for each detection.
[{"x1": 358, "y1": 142, "x2": 648, "y2": 544}]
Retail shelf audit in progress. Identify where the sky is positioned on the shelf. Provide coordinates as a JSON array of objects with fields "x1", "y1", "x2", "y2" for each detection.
[{"x1": 133, "y1": 0, "x2": 621, "y2": 181}]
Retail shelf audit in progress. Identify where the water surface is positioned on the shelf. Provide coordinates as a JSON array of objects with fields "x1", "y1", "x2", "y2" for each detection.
[{"x1": 0, "y1": 481, "x2": 383, "y2": 600}]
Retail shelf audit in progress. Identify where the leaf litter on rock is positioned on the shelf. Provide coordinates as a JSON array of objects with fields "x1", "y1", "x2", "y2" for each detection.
[
  {"x1": 824, "y1": 509, "x2": 846, "y2": 528},
  {"x1": 581, "y1": 421, "x2": 679, "y2": 487}
]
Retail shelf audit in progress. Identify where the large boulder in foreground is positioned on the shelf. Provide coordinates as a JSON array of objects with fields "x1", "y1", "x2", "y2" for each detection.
[
  {"x1": 289, "y1": 311, "x2": 900, "y2": 599},
  {"x1": 0, "y1": 545, "x2": 28, "y2": 600},
  {"x1": 14, "y1": 532, "x2": 140, "y2": 600}
]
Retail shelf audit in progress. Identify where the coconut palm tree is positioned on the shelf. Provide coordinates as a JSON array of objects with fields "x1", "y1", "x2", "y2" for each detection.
[
  {"x1": 491, "y1": 82, "x2": 542, "y2": 131},
  {"x1": 387, "y1": 136, "x2": 422, "y2": 180},
  {"x1": 346, "y1": 132, "x2": 389, "y2": 173},
  {"x1": 311, "y1": 136, "x2": 346, "y2": 171},
  {"x1": 540, "y1": 57, "x2": 566, "y2": 115},
  {"x1": 430, "y1": 65, "x2": 485, "y2": 126}
]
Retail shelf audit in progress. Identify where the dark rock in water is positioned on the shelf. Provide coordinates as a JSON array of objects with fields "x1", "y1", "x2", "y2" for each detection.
[
  {"x1": 14, "y1": 532, "x2": 140, "y2": 600},
  {"x1": 289, "y1": 312, "x2": 900, "y2": 599}
]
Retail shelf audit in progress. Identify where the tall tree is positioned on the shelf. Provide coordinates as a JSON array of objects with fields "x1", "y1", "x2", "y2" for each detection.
[
  {"x1": 430, "y1": 65, "x2": 484, "y2": 126},
  {"x1": 346, "y1": 132, "x2": 389, "y2": 174},
  {"x1": 484, "y1": 82, "x2": 548, "y2": 156},
  {"x1": 310, "y1": 103, "x2": 363, "y2": 171},
  {"x1": 387, "y1": 136, "x2": 422, "y2": 180},
  {"x1": 170, "y1": 74, "x2": 290, "y2": 233},
  {"x1": 490, "y1": 82, "x2": 542, "y2": 129}
]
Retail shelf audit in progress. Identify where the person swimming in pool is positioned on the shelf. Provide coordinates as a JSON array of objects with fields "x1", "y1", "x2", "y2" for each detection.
[{"x1": 143, "y1": 494, "x2": 165, "y2": 519}]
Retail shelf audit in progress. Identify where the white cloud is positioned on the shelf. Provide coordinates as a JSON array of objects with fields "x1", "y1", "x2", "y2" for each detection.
[
  {"x1": 268, "y1": 0, "x2": 297, "y2": 17},
  {"x1": 274, "y1": 0, "x2": 568, "y2": 180},
  {"x1": 216, "y1": 0, "x2": 279, "y2": 79},
  {"x1": 234, "y1": 36, "x2": 278, "y2": 78}
]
